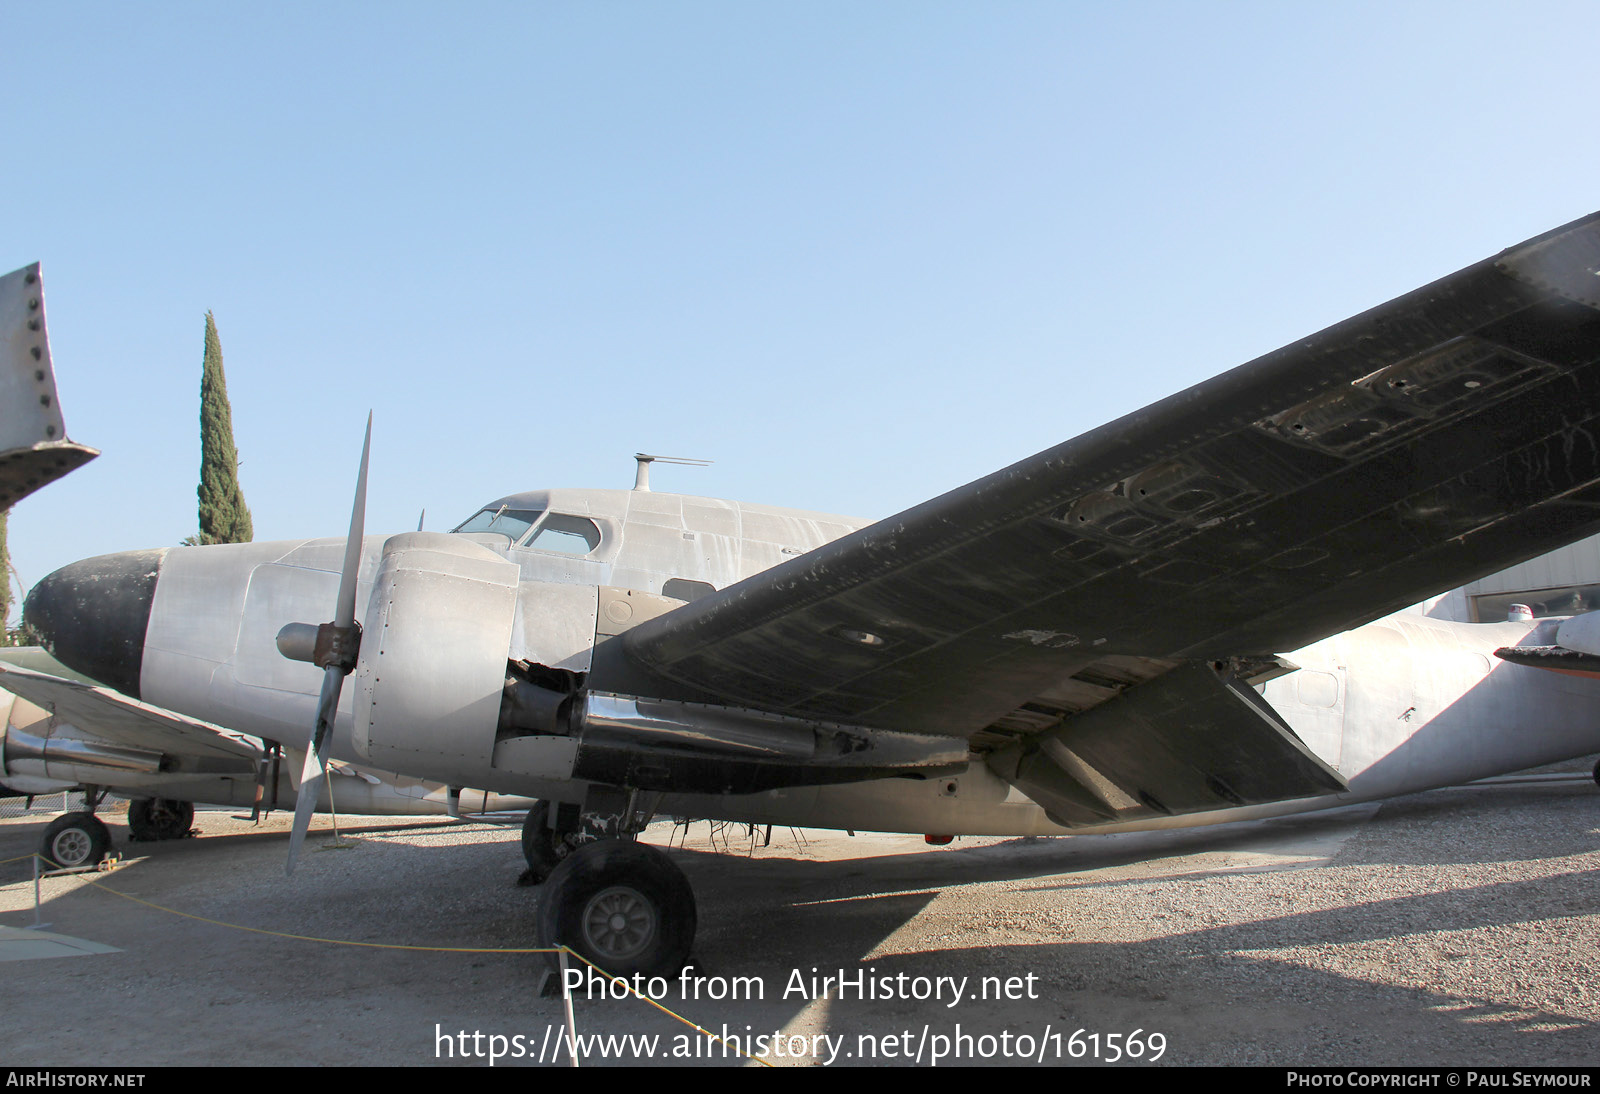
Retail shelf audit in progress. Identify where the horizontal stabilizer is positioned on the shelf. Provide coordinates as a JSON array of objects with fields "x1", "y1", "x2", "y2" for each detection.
[
  {"x1": 1493, "y1": 644, "x2": 1600, "y2": 679},
  {"x1": 1495, "y1": 609, "x2": 1600, "y2": 678}
]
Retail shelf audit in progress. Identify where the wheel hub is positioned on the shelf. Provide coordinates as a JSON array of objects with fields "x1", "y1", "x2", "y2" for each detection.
[
  {"x1": 51, "y1": 829, "x2": 91, "y2": 867},
  {"x1": 581, "y1": 885, "x2": 656, "y2": 962}
]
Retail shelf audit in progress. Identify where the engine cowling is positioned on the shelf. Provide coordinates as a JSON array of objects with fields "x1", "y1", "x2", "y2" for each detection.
[{"x1": 349, "y1": 532, "x2": 520, "y2": 784}]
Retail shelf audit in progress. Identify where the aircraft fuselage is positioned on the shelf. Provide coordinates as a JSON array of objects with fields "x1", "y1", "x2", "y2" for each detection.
[{"x1": 22, "y1": 486, "x2": 1600, "y2": 840}]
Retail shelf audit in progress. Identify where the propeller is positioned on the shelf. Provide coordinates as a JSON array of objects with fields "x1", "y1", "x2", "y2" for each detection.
[{"x1": 283, "y1": 413, "x2": 372, "y2": 875}]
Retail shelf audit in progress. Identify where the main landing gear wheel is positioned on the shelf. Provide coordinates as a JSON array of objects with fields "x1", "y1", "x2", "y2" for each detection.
[
  {"x1": 536, "y1": 840, "x2": 696, "y2": 979},
  {"x1": 39, "y1": 812, "x2": 112, "y2": 870},
  {"x1": 127, "y1": 798, "x2": 195, "y2": 842},
  {"x1": 519, "y1": 801, "x2": 632, "y2": 885}
]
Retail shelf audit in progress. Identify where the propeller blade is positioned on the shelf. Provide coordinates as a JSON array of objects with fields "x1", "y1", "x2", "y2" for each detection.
[
  {"x1": 286, "y1": 666, "x2": 345, "y2": 874},
  {"x1": 286, "y1": 414, "x2": 373, "y2": 876},
  {"x1": 334, "y1": 413, "x2": 372, "y2": 629}
]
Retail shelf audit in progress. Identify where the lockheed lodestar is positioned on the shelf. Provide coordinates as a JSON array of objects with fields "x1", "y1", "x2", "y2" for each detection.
[{"x1": 11, "y1": 212, "x2": 1600, "y2": 977}]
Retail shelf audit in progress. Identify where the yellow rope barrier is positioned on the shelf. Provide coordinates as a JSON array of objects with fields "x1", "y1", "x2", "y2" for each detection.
[
  {"x1": 5, "y1": 851, "x2": 774, "y2": 1065},
  {"x1": 562, "y1": 948, "x2": 775, "y2": 1067}
]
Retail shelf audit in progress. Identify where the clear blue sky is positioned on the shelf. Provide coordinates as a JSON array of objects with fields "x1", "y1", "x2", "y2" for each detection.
[{"x1": 8, "y1": 2, "x2": 1599, "y2": 608}]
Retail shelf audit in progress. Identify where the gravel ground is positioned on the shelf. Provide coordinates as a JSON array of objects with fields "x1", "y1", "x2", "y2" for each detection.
[{"x1": 1, "y1": 771, "x2": 1597, "y2": 1068}]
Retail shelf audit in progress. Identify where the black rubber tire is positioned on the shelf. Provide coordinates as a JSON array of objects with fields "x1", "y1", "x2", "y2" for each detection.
[
  {"x1": 39, "y1": 812, "x2": 112, "y2": 870},
  {"x1": 128, "y1": 798, "x2": 195, "y2": 842},
  {"x1": 536, "y1": 840, "x2": 696, "y2": 979},
  {"x1": 1592, "y1": 758, "x2": 1600, "y2": 788}
]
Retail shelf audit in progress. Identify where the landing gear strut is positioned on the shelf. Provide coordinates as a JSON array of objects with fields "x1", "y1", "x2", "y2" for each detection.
[
  {"x1": 519, "y1": 798, "x2": 636, "y2": 884},
  {"x1": 521, "y1": 800, "x2": 598, "y2": 884}
]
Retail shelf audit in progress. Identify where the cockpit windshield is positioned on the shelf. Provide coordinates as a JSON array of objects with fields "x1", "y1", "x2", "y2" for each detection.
[{"x1": 451, "y1": 506, "x2": 544, "y2": 541}]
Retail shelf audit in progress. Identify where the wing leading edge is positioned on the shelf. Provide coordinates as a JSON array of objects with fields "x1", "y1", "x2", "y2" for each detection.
[{"x1": 607, "y1": 213, "x2": 1600, "y2": 763}]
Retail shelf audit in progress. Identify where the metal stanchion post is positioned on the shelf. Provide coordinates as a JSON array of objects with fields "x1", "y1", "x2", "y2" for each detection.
[
  {"x1": 30, "y1": 853, "x2": 49, "y2": 930},
  {"x1": 561, "y1": 948, "x2": 580, "y2": 1067}
]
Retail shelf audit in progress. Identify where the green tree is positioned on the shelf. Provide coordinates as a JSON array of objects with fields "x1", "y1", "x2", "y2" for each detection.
[{"x1": 197, "y1": 311, "x2": 253, "y2": 545}]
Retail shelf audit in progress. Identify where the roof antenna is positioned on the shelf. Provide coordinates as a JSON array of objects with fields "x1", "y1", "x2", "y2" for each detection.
[{"x1": 633, "y1": 452, "x2": 712, "y2": 492}]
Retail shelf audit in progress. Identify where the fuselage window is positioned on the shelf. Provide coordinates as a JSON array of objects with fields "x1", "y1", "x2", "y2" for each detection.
[
  {"x1": 452, "y1": 507, "x2": 544, "y2": 541},
  {"x1": 524, "y1": 514, "x2": 602, "y2": 556},
  {"x1": 1295, "y1": 671, "x2": 1340, "y2": 709}
]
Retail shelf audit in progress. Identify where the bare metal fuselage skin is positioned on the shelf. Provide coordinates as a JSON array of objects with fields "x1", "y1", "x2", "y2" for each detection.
[{"x1": 52, "y1": 485, "x2": 1599, "y2": 839}]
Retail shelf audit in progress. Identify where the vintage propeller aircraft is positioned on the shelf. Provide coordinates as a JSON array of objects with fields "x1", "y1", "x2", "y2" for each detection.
[{"x1": 10, "y1": 211, "x2": 1600, "y2": 979}]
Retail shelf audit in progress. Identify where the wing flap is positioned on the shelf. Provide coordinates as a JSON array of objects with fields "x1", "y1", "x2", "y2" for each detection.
[{"x1": 985, "y1": 661, "x2": 1345, "y2": 827}]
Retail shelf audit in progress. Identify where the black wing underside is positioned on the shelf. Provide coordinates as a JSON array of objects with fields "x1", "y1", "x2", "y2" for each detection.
[{"x1": 600, "y1": 213, "x2": 1600, "y2": 821}]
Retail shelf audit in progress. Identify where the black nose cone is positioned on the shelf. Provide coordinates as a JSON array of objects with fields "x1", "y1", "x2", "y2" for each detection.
[{"x1": 23, "y1": 548, "x2": 167, "y2": 698}]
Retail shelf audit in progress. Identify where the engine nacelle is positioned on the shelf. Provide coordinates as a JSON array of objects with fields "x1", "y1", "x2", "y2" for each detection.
[
  {"x1": 348, "y1": 533, "x2": 969, "y2": 798},
  {"x1": 350, "y1": 532, "x2": 521, "y2": 784}
]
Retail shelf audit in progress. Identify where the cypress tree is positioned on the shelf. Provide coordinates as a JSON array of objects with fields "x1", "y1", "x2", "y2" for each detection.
[{"x1": 197, "y1": 311, "x2": 253, "y2": 545}]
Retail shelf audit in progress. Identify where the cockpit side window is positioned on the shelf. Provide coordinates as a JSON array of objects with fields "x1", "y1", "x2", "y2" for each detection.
[
  {"x1": 452, "y1": 506, "x2": 544, "y2": 541},
  {"x1": 524, "y1": 513, "x2": 603, "y2": 556}
]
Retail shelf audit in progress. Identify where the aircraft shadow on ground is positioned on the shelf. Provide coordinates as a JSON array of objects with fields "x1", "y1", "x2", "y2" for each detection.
[
  {"x1": 3, "y1": 796, "x2": 1597, "y2": 1065},
  {"x1": 547, "y1": 862, "x2": 1598, "y2": 1066}
]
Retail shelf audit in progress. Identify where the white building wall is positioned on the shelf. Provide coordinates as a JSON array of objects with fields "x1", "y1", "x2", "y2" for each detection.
[{"x1": 1423, "y1": 532, "x2": 1600, "y2": 622}]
